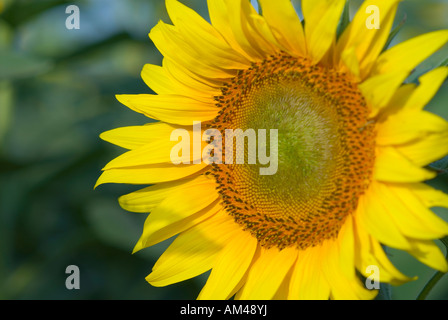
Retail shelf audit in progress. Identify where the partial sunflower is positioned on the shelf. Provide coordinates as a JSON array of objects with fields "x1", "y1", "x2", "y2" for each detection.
[{"x1": 96, "y1": 0, "x2": 448, "y2": 299}]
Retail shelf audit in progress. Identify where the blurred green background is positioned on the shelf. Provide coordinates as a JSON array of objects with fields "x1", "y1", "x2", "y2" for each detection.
[{"x1": 0, "y1": 0, "x2": 447, "y2": 300}]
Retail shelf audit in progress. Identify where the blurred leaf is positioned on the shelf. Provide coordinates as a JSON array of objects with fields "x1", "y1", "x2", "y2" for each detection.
[
  {"x1": 1, "y1": 0, "x2": 71, "y2": 27},
  {"x1": 0, "y1": 0, "x2": 13, "y2": 15},
  {"x1": 336, "y1": 1, "x2": 350, "y2": 40},
  {"x1": 382, "y1": 13, "x2": 407, "y2": 53},
  {"x1": 0, "y1": 20, "x2": 12, "y2": 48},
  {"x1": 0, "y1": 49, "x2": 52, "y2": 80},
  {"x1": 0, "y1": 81, "x2": 12, "y2": 147},
  {"x1": 86, "y1": 197, "x2": 143, "y2": 252},
  {"x1": 375, "y1": 283, "x2": 392, "y2": 300},
  {"x1": 53, "y1": 32, "x2": 133, "y2": 65},
  {"x1": 430, "y1": 156, "x2": 448, "y2": 175},
  {"x1": 439, "y1": 57, "x2": 448, "y2": 68}
]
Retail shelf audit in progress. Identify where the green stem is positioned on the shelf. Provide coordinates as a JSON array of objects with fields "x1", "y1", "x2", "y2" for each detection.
[{"x1": 416, "y1": 237, "x2": 448, "y2": 300}]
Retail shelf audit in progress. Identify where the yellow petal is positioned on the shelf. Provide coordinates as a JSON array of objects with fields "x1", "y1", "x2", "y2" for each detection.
[
  {"x1": 373, "y1": 182, "x2": 448, "y2": 240},
  {"x1": 368, "y1": 237, "x2": 414, "y2": 285},
  {"x1": 258, "y1": 0, "x2": 307, "y2": 57},
  {"x1": 149, "y1": 21, "x2": 236, "y2": 79},
  {"x1": 141, "y1": 64, "x2": 220, "y2": 102},
  {"x1": 115, "y1": 94, "x2": 218, "y2": 125},
  {"x1": 134, "y1": 203, "x2": 220, "y2": 252},
  {"x1": 102, "y1": 127, "x2": 208, "y2": 169},
  {"x1": 225, "y1": 0, "x2": 271, "y2": 60},
  {"x1": 100, "y1": 122, "x2": 176, "y2": 150},
  {"x1": 273, "y1": 269, "x2": 293, "y2": 300},
  {"x1": 321, "y1": 229, "x2": 377, "y2": 300},
  {"x1": 372, "y1": 30, "x2": 448, "y2": 76},
  {"x1": 397, "y1": 132, "x2": 448, "y2": 167},
  {"x1": 134, "y1": 176, "x2": 219, "y2": 249},
  {"x1": 165, "y1": 0, "x2": 251, "y2": 70},
  {"x1": 289, "y1": 245, "x2": 330, "y2": 300},
  {"x1": 119, "y1": 175, "x2": 207, "y2": 213},
  {"x1": 337, "y1": 215, "x2": 356, "y2": 279},
  {"x1": 302, "y1": 0, "x2": 345, "y2": 63},
  {"x1": 237, "y1": 246, "x2": 297, "y2": 300},
  {"x1": 135, "y1": 201, "x2": 221, "y2": 252},
  {"x1": 407, "y1": 239, "x2": 448, "y2": 273},
  {"x1": 341, "y1": 46, "x2": 360, "y2": 79},
  {"x1": 163, "y1": 57, "x2": 223, "y2": 91},
  {"x1": 376, "y1": 110, "x2": 448, "y2": 146},
  {"x1": 146, "y1": 211, "x2": 241, "y2": 287},
  {"x1": 410, "y1": 183, "x2": 448, "y2": 209},
  {"x1": 377, "y1": 83, "x2": 416, "y2": 120},
  {"x1": 141, "y1": 64, "x2": 174, "y2": 95},
  {"x1": 336, "y1": 0, "x2": 400, "y2": 78},
  {"x1": 166, "y1": 0, "x2": 228, "y2": 48},
  {"x1": 374, "y1": 146, "x2": 436, "y2": 183},
  {"x1": 357, "y1": 184, "x2": 412, "y2": 250},
  {"x1": 359, "y1": 71, "x2": 410, "y2": 116},
  {"x1": 402, "y1": 67, "x2": 448, "y2": 112},
  {"x1": 198, "y1": 230, "x2": 258, "y2": 300},
  {"x1": 353, "y1": 216, "x2": 413, "y2": 286},
  {"x1": 207, "y1": 0, "x2": 255, "y2": 61},
  {"x1": 102, "y1": 137, "x2": 184, "y2": 169},
  {"x1": 248, "y1": 9, "x2": 287, "y2": 54},
  {"x1": 391, "y1": 183, "x2": 448, "y2": 234},
  {"x1": 95, "y1": 163, "x2": 206, "y2": 187}
]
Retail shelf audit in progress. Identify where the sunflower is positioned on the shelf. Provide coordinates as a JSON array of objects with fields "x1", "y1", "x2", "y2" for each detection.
[{"x1": 96, "y1": 0, "x2": 448, "y2": 299}]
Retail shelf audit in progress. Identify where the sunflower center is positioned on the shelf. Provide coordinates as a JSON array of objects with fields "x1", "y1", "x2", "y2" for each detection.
[{"x1": 210, "y1": 53, "x2": 376, "y2": 250}]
